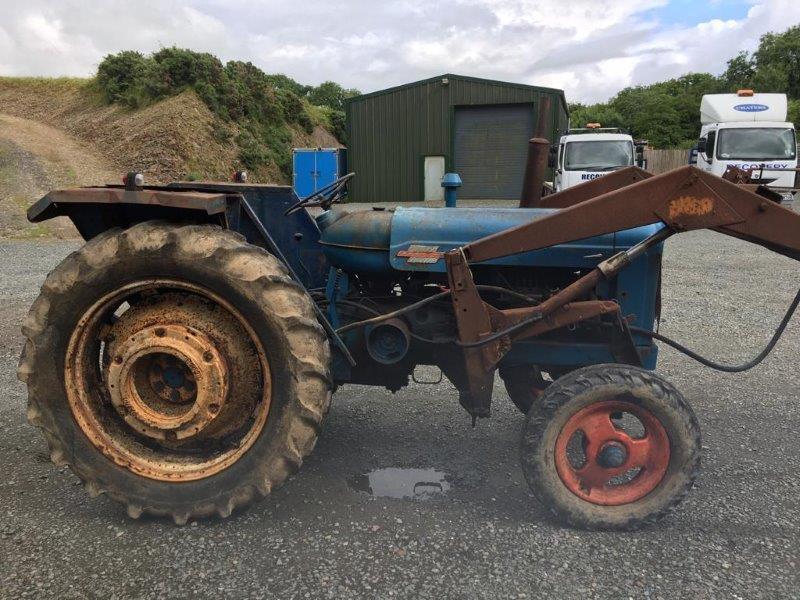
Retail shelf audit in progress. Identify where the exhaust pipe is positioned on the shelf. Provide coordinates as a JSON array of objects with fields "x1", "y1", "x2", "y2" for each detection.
[{"x1": 520, "y1": 97, "x2": 552, "y2": 208}]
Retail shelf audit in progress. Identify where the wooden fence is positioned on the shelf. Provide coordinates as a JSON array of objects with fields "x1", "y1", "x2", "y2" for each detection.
[{"x1": 643, "y1": 148, "x2": 689, "y2": 174}]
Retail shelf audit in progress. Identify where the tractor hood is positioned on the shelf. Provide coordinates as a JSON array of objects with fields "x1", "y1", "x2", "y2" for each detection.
[{"x1": 317, "y1": 206, "x2": 662, "y2": 274}]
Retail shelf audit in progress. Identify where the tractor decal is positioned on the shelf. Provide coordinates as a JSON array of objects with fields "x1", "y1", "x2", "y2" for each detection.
[{"x1": 397, "y1": 245, "x2": 444, "y2": 264}]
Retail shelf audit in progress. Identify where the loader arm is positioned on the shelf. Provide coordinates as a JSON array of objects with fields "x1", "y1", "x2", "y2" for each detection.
[
  {"x1": 446, "y1": 165, "x2": 800, "y2": 418},
  {"x1": 537, "y1": 165, "x2": 653, "y2": 209},
  {"x1": 465, "y1": 165, "x2": 800, "y2": 263}
]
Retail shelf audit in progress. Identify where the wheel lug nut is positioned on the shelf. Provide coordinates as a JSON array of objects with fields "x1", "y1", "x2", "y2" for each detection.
[
  {"x1": 114, "y1": 356, "x2": 123, "y2": 365},
  {"x1": 203, "y1": 351, "x2": 214, "y2": 362}
]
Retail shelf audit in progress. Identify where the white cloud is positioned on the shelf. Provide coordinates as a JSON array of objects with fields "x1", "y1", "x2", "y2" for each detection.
[
  {"x1": 0, "y1": 0, "x2": 797, "y2": 103},
  {"x1": 20, "y1": 14, "x2": 70, "y2": 52}
]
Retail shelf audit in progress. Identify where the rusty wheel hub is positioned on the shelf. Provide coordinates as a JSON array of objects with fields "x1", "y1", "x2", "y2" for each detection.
[
  {"x1": 554, "y1": 400, "x2": 670, "y2": 506},
  {"x1": 106, "y1": 323, "x2": 228, "y2": 441},
  {"x1": 65, "y1": 281, "x2": 271, "y2": 482}
]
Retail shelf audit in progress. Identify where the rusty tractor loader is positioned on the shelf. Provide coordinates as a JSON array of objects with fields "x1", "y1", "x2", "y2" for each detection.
[{"x1": 17, "y1": 161, "x2": 800, "y2": 530}]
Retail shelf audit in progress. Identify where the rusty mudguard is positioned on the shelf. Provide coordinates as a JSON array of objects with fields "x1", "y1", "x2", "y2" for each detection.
[{"x1": 27, "y1": 185, "x2": 233, "y2": 239}]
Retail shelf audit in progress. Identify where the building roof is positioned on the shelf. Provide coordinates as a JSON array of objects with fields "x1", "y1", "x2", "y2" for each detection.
[{"x1": 346, "y1": 73, "x2": 569, "y2": 113}]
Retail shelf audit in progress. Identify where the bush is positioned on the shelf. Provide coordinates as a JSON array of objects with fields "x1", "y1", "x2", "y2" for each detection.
[
  {"x1": 329, "y1": 110, "x2": 347, "y2": 144},
  {"x1": 276, "y1": 88, "x2": 314, "y2": 133},
  {"x1": 96, "y1": 51, "x2": 148, "y2": 106},
  {"x1": 307, "y1": 81, "x2": 361, "y2": 112},
  {"x1": 265, "y1": 73, "x2": 311, "y2": 97},
  {"x1": 95, "y1": 48, "x2": 338, "y2": 175}
]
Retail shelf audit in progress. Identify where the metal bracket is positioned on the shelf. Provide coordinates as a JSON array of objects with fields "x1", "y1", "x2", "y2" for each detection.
[
  {"x1": 444, "y1": 249, "x2": 499, "y2": 418},
  {"x1": 238, "y1": 196, "x2": 356, "y2": 366}
]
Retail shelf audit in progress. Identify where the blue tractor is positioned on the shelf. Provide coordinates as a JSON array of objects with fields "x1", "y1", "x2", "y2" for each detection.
[{"x1": 19, "y1": 164, "x2": 800, "y2": 529}]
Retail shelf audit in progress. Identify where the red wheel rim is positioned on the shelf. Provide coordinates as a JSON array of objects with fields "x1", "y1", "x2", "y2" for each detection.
[{"x1": 554, "y1": 401, "x2": 670, "y2": 506}]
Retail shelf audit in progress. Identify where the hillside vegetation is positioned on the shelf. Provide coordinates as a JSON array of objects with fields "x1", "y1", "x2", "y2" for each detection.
[
  {"x1": 571, "y1": 25, "x2": 800, "y2": 148},
  {"x1": 95, "y1": 48, "x2": 354, "y2": 177},
  {"x1": 0, "y1": 52, "x2": 352, "y2": 237},
  {"x1": 0, "y1": 48, "x2": 352, "y2": 188}
]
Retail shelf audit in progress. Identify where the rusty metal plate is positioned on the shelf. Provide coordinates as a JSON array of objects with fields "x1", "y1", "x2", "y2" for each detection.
[
  {"x1": 28, "y1": 187, "x2": 230, "y2": 222},
  {"x1": 538, "y1": 166, "x2": 653, "y2": 209},
  {"x1": 464, "y1": 166, "x2": 800, "y2": 263}
]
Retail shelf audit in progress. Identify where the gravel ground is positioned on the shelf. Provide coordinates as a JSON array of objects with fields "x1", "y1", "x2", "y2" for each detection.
[{"x1": 1, "y1": 225, "x2": 799, "y2": 599}]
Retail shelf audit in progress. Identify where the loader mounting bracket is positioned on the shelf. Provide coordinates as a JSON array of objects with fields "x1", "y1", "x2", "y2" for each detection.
[{"x1": 446, "y1": 166, "x2": 800, "y2": 418}]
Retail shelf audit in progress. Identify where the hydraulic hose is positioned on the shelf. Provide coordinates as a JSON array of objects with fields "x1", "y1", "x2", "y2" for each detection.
[
  {"x1": 332, "y1": 283, "x2": 799, "y2": 374},
  {"x1": 334, "y1": 291, "x2": 451, "y2": 335},
  {"x1": 630, "y1": 287, "x2": 800, "y2": 373},
  {"x1": 332, "y1": 286, "x2": 540, "y2": 336}
]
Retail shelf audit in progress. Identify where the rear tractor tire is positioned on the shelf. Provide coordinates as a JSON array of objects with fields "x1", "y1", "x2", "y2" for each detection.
[
  {"x1": 498, "y1": 365, "x2": 550, "y2": 414},
  {"x1": 520, "y1": 364, "x2": 701, "y2": 530},
  {"x1": 18, "y1": 222, "x2": 332, "y2": 523}
]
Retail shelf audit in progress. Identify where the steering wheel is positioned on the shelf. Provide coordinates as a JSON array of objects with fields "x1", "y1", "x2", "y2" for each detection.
[{"x1": 285, "y1": 173, "x2": 355, "y2": 216}]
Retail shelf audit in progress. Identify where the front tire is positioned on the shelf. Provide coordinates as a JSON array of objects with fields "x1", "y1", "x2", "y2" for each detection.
[
  {"x1": 520, "y1": 364, "x2": 700, "y2": 530},
  {"x1": 18, "y1": 222, "x2": 331, "y2": 523}
]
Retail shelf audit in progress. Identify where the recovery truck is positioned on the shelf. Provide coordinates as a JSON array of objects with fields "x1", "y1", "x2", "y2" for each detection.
[
  {"x1": 550, "y1": 124, "x2": 646, "y2": 192},
  {"x1": 697, "y1": 90, "x2": 798, "y2": 199}
]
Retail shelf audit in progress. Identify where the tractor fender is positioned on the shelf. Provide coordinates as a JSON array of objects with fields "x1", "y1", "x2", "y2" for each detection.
[{"x1": 27, "y1": 186, "x2": 230, "y2": 240}]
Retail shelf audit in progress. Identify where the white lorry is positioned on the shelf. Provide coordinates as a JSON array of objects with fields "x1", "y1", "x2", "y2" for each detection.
[
  {"x1": 696, "y1": 91, "x2": 798, "y2": 196},
  {"x1": 550, "y1": 125, "x2": 645, "y2": 192}
]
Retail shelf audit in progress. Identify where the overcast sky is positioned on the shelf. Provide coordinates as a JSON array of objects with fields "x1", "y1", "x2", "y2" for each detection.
[{"x1": 0, "y1": 0, "x2": 798, "y2": 103}]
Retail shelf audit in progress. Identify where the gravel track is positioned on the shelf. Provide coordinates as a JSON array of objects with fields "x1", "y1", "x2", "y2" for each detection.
[{"x1": 0, "y1": 226, "x2": 798, "y2": 599}]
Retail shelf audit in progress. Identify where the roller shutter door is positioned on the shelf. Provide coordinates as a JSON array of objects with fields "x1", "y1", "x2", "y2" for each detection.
[{"x1": 454, "y1": 104, "x2": 535, "y2": 199}]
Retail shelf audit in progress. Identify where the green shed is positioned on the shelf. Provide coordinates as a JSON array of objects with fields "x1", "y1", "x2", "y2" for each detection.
[{"x1": 345, "y1": 74, "x2": 569, "y2": 203}]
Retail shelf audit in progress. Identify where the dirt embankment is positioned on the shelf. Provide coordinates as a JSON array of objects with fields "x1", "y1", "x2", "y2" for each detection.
[
  {"x1": 0, "y1": 114, "x2": 117, "y2": 238},
  {"x1": 0, "y1": 78, "x2": 339, "y2": 238},
  {"x1": 0, "y1": 78, "x2": 241, "y2": 185}
]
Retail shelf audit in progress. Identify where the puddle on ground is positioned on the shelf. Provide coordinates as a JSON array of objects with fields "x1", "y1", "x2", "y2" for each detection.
[{"x1": 349, "y1": 468, "x2": 451, "y2": 500}]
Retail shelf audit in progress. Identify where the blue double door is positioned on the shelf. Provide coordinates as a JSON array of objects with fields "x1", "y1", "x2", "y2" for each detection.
[{"x1": 293, "y1": 149, "x2": 342, "y2": 199}]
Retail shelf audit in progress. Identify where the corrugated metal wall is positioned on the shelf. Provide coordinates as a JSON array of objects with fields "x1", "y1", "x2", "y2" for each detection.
[
  {"x1": 453, "y1": 105, "x2": 535, "y2": 199},
  {"x1": 346, "y1": 75, "x2": 569, "y2": 203}
]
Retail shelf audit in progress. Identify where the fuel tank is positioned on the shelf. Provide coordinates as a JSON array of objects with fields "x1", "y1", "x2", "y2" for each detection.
[
  {"x1": 317, "y1": 206, "x2": 394, "y2": 273},
  {"x1": 317, "y1": 205, "x2": 663, "y2": 274}
]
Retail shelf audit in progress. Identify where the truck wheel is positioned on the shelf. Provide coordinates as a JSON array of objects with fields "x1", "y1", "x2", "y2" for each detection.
[
  {"x1": 498, "y1": 365, "x2": 550, "y2": 414},
  {"x1": 18, "y1": 222, "x2": 331, "y2": 523},
  {"x1": 520, "y1": 364, "x2": 700, "y2": 530}
]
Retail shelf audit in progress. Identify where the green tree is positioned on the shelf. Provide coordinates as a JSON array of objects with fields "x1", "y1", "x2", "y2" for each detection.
[
  {"x1": 568, "y1": 73, "x2": 725, "y2": 147},
  {"x1": 722, "y1": 51, "x2": 756, "y2": 90},
  {"x1": 568, "y1": 102, "x2": 625, "y2": 130},
  {"x1": 96, "y1": 50, "x2": 148, "y2": 105},
  {"x1": 610, "y1": 88, "x2": 686, "y2": 147},
  {"x1": 631, "y1": 93, "x2": 686, "y2": 147},
  {"x1": 653, "y1": 73, "x2": 726, "y2": 142},
  {"x1": 265, "y1": 73, "x2": 311, "y2": 97},
  {"x1": 146, "y1": 47, "x2": 228, "y2": 107},
  {"x1": 308, "y1": 81, "x2": 360, "y2": 111},
  {"x1": 753, "y1": 25, "x2": 800, "y2": 98},
  {"x1": 563, "y1": 25, "x2": 800, "y2": 149},
  {"x1": 789, "y1": 99, "x2": 800, "y2": 129}
]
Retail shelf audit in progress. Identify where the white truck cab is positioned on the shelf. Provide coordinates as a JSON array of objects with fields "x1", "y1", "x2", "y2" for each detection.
[
  {"x1": 697, "y1": 91, "x2": 798, "y2": 195},
  {"x1": 551, "y1": 125, "x2": 643, "y2": 192}
]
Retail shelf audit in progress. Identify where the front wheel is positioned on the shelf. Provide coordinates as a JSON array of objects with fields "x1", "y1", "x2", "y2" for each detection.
[
  {"x1": 520, "y1": 364, "x2": 701, "y2": 530},
  {"x1": 19, "y1": 222, "x2": 331, "y2": 523}
]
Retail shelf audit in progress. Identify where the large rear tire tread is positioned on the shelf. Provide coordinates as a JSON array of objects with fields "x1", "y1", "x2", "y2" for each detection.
[{"x1": 19, "y1": 221, "x2": 331, "y2": 524}]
